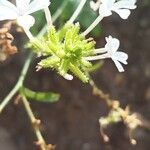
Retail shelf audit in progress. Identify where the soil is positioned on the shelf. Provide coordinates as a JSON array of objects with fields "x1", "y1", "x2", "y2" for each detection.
[{"x1": 0, "y1": 1, "x2": 150, "y2": 150}]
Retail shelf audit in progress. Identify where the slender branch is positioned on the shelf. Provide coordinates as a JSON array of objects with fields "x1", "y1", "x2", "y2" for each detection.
[
  {"x1": 21, "y1": 94, "x2": 54, "y2": 150},
  {"x1": 68, "y1": 0, "x2": 87, "y2": 24},
  {"x1": 89, "y1": 76, "x2": 150, "y2": 145},
  {"x1": 0, "y1": 53, "x2": 33, "y2": 113},
  {"x1": 38, "y1": 1, "x2": 68, "y2": 37},
  {"x1": 44, "y1": 7, "x2": 53, "y2": 27},
  {"x1": 89, "y1": 78, "x2": 113, "y2": 106}
]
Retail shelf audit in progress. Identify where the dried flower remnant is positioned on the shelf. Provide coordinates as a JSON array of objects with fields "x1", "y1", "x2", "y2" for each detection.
[
  {"x1": 0, "y1": 27, "x2": 17, "y2": 61},
  {"x1": 99, "y1": 102, "x2": 142, "y2": 145}
]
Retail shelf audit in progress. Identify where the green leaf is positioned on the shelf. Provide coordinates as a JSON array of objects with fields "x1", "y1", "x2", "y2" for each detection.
[{"x1": 21, "y1": 87, "x2": 60, "y2": 103}]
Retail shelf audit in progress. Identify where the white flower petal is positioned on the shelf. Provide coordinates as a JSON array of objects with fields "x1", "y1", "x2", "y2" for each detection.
[
  {"x1": 27, "y1": 0, "x2": 50, "y2": 14},
  {"x1": 112, "y1": 59, "x2": 125, "y2": 72},
  {"x1": 114, "y1": 9, "x2": 131, "y2": 19},
  {"x1": 16, "y1": 0, "x2": 31, "y2": 6},
  {"x1": 0, "y1": 0, "x2": 17, "y2": 11},
  {"x1": 0, "y1": 0, "x2": 18, "y2": 20},
  {"x1": 17, "y1": 15, "x2": 35, "y2": 29},
  {"x1": 102, "y1": 36, "x2": 128, "y2": 72},
  {"x1": 16, "y1": 0, "x2": 31, "y2": 12},
  {"x1": 105, "y1": 36, "x2": 120, "y2": 53},
  {"x1": 114, "y1": 0, "x2": 137, "y2": 9},
  {"x1": 101, "y1": 0, "x2": 115, "y2": 5},
  {"x1": 0, "y1": 6, "x2": 18, "y2": 20},
  {"x1": 113, "y1": 51, "x2": 128, "y2": 64},
  {"x1": 99, "y1": 0, "x2": 115, "y2": 17},
  {"x1": 98, "y1": 0, "x2": 137, "y2": 19},
  {"x1": 99, "y1": 3, "x2": 112, "y2": 17}
]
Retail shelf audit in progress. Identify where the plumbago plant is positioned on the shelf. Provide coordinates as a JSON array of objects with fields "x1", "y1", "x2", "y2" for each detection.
[{"x1": 0, "y1": 0, "x2": 147, "y2": 149}]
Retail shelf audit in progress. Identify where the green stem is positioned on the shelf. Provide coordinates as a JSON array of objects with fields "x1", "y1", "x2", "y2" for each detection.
[
  {"x1": 0, "y1": 53, "x2": 33, "y2": 113},
  {"x1": 38, "y1": 1, "x2": 68, "y2": 37}
]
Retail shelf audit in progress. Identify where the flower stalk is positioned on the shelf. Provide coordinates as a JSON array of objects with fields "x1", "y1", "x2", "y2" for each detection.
[
  {"x1": 39, "y1": 1, "x2": 68, "y2": 36},
  {"x1": 44, "y1": 7, "x2": 53, "y2": 27},
  {"x1": 23, "y1": 27, "x2": 34, "y2": 40},
  {"x1": 68, "y1": 0, "x2": 87, "y2": 24},
  {"x1": 82, "y1": 15, "x2": 103, "y2": 36}
]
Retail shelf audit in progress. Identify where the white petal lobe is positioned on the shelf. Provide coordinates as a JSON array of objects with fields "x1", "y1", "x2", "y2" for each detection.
[
  {"x1": 0, "y1": 6, "x2": 18, "y2": 20},
  {"x1": 16, "y1": 0, "x2": 31, "y2": 12},
  {"x1": 17, "y1": 15, "x2": 35, "y2": 29},
  {"x1": 113, "y1": 59, "x2": 125, "y2": 72},
  {"x1": 98, "y1": 0, "x2": 137, "y2": 19},
  {"x1": 0, "y1": 0, "x2": 17, "y2": 11},
  {"x1": 114, "y1": 9, "x2": 131, "y2": 19}
]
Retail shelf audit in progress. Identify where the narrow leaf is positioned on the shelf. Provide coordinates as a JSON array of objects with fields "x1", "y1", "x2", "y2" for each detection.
[{"x1": 21, "y1": 87, "x2": 60, "y2": 103}]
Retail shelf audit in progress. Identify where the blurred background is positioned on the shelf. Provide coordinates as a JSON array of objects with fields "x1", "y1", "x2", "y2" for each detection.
[{"x1": 0, "y1": 0, "x2": 150, "y2": 149}]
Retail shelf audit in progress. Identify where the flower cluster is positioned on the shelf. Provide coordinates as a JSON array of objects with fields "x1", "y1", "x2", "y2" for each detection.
[
  {"x1": 30, "y1": 23, "x2": 95, "y2": 82},
  {"x1": 84, "y1": 0, "x2": 137, "y2": 73},
  {"x1": 0, "y1": 0, "x2": 137, "y2": 82}
]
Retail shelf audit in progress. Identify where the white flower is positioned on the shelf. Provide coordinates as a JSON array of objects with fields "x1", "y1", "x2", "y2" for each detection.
[
  {"x1": 99, "y1": 0, "x2": 137, "y2": 19},
  {"x1": 103, "y1": 36, "x2": 128, "y2": 72},
  {"x1": 0, "y1": 0, "x2": 50, "y2": 29},
  {"x1": 85, "y1": 36, "x2": 128, "y2": 72}
]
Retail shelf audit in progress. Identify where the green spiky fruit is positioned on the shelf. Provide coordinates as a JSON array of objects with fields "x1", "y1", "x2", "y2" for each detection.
[{"x1": 30, "y1": 23, "x2": 96, "y2": 82}]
